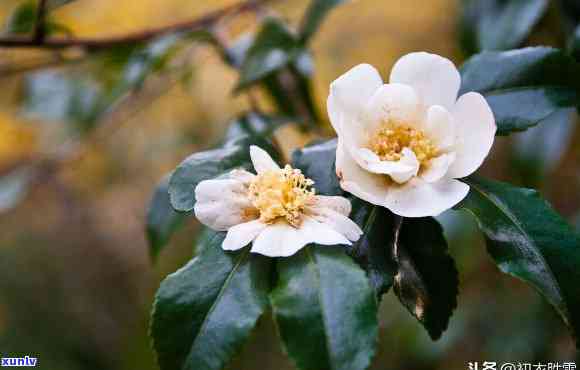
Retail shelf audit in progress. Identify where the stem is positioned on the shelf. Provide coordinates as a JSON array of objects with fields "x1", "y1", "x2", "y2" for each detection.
[
  {"x1": 33, "y1": 0, "x2": 48, "y2": 43},
  {"x1": 0, "y1": 0, "x2": 273, "y2": 50},
  {"x1": 392, "y1": 215, "x2": 404, "y2": 263}
]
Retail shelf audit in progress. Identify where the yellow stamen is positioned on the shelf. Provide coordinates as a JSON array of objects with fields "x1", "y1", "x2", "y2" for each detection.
[
  {"x1": 368, "y1": 122, "x2": 438, "y2": 166},
  {"x1": 248, "y1": 165, "x2": 315, "y2": 227}
]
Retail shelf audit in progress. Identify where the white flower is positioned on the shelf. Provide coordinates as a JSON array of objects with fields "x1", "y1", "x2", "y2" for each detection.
[
  {"x1": 193, "y1": 146, "x2": 363, "y2": 257},
  {"x1": 328, "y1": 52, "x2": 496, "y2": 217}
]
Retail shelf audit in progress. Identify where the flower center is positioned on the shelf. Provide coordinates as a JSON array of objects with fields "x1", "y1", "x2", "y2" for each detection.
[
  {"x1": 248, "y1": 165, "x2": 315, "y2": 227},
  {"x1": 368, "y1": 122, "x2": 438, "y2": 166}
]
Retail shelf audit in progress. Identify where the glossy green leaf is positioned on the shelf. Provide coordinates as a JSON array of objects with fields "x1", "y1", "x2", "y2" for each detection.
[
  {"x1": 460, "y1": 47, "x2": 580, "y2": 134},
  {"x1": 271, "y1": 246, "x2": 378, "y2": 370},
  {"x1": 393, "y1": 217, "x2": 459, "y2": 340},
  {"x1": 169, "y1": 135, "x2": 277, "y2": 212},
  {"x1": 236, "y1": 18, "x2": 303, "y2": 90},
  {"x1": 348, "y1": 199, "x2": 397, "y2": 298},
  {"x1": 224, "y1": 31, "x2": 320, "y2": 126},
  {"x1": 460, "y1": 176, "x2": 580, "y2": 347},
  {"x1": 291, "y1": 139, "x2": 343, "y2": 196},
  {"x1": 151, "y1": 231, "x2": 271, "y2": 370},
  {"x1": 224, "y1": 112, "x2": 290, "y2": 142},
  {"x1": 459, "y1": 0, "x2": 548, "y2": 55},
  {"x1": 299, "y1": 0, "x2": 347, "y2": 43},
  {"x1": 146, "y1": 174, "x2": 189, "y2": 261}
]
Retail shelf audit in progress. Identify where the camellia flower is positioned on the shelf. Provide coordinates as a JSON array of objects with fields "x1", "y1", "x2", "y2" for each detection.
[
  {"x1": 328, "y1": 52, "x2": 496, "y2": 217},
  {"x1": 193, "y1": 146, "x2": 363, "y2": 257}
]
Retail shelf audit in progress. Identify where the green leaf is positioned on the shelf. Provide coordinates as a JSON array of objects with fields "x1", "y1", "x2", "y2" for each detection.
[
  {"x1": 459, "y1": 0, "x2": 548, "y2": 56},
  {"x1": 270, "y1": 246, "x2": 378, "y2": 370},
  {"x1": 392, "y1": 217, "x2": 459, "y2": 340},
  {"x1": 299, "y1": 0, "x2": 347, "y2": 43},
  {"x1": 459, "y1": 176, "x2": 580, "y2": 347},
  {"x1": 348, "y1": 199, "x2": 397, "y2": 298},
  {"x1": 460, "y1": 47, "x2": 580, "y2": 134},
  {"x1": 169, "y1": 135, "x2": 277, "y2": 212},
  {"x1": 146, "y1": 174, "x2": 189, "y2": 261},
  {"x1": 569, "y1": 24, "x2": 580, "y2": 62},
  {"x1": 151, "y1": 231, "x2": 271, "y2": 370},
  {"x1": 4, "y1": 0, "x2": 77, "y2": 36},
  {"x1": 291, "y1": 139, "x2": 343, "y2": 196},
  {"x1": 4, "y1": 1, "x2": 36, "y2": 34},
  {"x1": 223, "y1": 31, "x2": 320, "y2": 125},
  {"x1": 218, "y1": 32, "x2": 254, "y2": 69},
  {"x1": 236, "y1": 18, "x2": 303, "y2": 90},
  {"x1": 223, "y1": 112, "x2": 290, "y2": 142}
]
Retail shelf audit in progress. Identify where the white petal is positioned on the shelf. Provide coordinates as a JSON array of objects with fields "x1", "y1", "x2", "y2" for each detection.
[
  {"x1": 250, "y1": 145, "x2": 280, "y2": 174},
  {"x1": 329, "y1": 63, "x2": 383, "y2": 123},
  {"x1": 311, "y1": 195, "x2": 352, "y2": 216},
  {"x1": 389, "y1": 52, "x2": 460, "y2": 110},
  {"x1": 301, "y1": 216, "x2": 352, "y2": 246},
  {"x1": 228, "y1": 169, "x2": 255, "y2": 183},
  {"x1": 194, "y1": 179, "x2": 255, "y2": 231},
  {"x1": 307, "y1": 206, "x2": 363, "y2": 242},
  {"x1": 251, "y1": 221, "x2": 306, "y2": 257},
  {"x1": 356, "y1": 147, "x2": 419, "y2": 183},
  {"x1": 424, "y1": 105, "x2": 455, "y2": 150},
  {"x1": 447, "y1": 92, "x2": 496, "y2": 178},
  {"x1": 335, "y1": 141, "x2": 389, "y2": 205},
  {"x1": 421, "y1": 152, "x2": 456, "y2": 183},
  {"x1": 384, "y1": 177, "x2": 469, "y2": 217},
  {"x1": 222, "y1": 220, "x2": 267, "y2": 251},
  {"x1": 250, "y1": 218, "x2": 350, "y2": 257},
  {"x1": 364, "y1": 83, "x2": 421, "y2": 131},
  {"x1": 327, "y1": 93, "x2": 342, "y2": 135}
]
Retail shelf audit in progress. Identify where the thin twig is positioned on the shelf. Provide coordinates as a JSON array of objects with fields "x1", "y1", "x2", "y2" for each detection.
[
  {"x1": 0, "y1": 0, "x2": 272, "y2": 50},
  {"x1": 33, "y1": 0, "x2": 48, "y2": 43},
  {"x1": 392, "y1": 215, "x2": 404, "y2": 263}
]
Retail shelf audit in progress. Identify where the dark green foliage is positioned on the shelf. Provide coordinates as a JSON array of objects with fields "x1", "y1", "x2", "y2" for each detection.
[
  {"x1": 460, "y1": 176, "x2": 580, "y2": 347},
  {"x1": 237, "y1": 18, "x2": 303, "y2": 90},
  {"x1": 459, "y1": 0, "x2": 548, "y2": 55},
  {"x1": 299, "y1": 0, "x2": 347, "y2": 43},
  {"x1": 348, "y1": 200, "x2": 397, "y2": 298},
  {"x1": 569, "y1": 24, "x2": 580, "y2": 61},
  {"x1": 168, "y1": 135, "x2": 278, "y2": 212},
  {"x1": 4, "y1": 1, "x2": 37, "y2": 34},
  {"x1": 270, "y1": 246, "x2": 378, "y2": 370},
  {"x1": 151, "y1": 231, "x2": 271, "y2": 370},
  {"x1": 393, "y1": 217, "x2": 459, "y2": 340},
  {"x1": 460, "y1": 47, "x2": 580, "y2": 134},
  {"x1": 291, "y1": 139, "x2": 343, "y2": 196},
  {"x1": 224, "y1": 112, "x2": 290, "y2": 142},
  {"x1": 146, "y1": 174, "x2": 189, "y2": 261}
]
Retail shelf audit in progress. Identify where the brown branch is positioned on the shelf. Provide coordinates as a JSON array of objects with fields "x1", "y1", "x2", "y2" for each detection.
[
  {"x1": 33, "y1": 0, "x2": 48, "y2": 43},
  {"x1": 0, "y1": 0, "x2": 272, "y2": 50}
]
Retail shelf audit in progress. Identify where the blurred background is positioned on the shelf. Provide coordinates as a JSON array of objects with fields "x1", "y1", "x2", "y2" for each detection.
[{"x1": 0, "y1": 0, "x2": 579, "y2": 369}]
